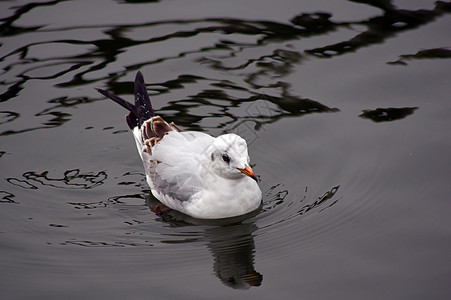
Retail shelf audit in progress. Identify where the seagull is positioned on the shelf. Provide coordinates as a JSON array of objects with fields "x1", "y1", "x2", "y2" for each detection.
[{"x1": 97, "y1": 71, "x2": 262, "y2": 219}]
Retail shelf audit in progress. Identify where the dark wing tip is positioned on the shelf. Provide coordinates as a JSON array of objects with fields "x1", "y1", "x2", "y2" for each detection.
[
  {"x1": 133, "y1": 71, "x2": 154, "y2": 126},
  {"x1": 96, "y1": 87, "x2": 138, "y2": 129},
  {"x1": 96, "y1": 87, "x2": 136, "y2": 113},
  {"x1": 135, "y1": 71, "x2": 144, "y2": 84},
  {"x1": 96, "y1": 88, "x2": 109, "y2": 97},
  {"x1": 96, "y1": 71, "x2": 155, "y2": 129}
]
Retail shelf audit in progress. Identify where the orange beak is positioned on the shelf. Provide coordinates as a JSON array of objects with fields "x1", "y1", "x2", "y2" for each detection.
[{"x1": 237, "y1": 165, "x2": 258, "y2": 182}]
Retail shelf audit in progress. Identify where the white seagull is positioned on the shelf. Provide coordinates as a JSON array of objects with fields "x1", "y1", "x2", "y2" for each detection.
[{"x1": 97, "y1": 71, "x2": 262, "y2": 219}]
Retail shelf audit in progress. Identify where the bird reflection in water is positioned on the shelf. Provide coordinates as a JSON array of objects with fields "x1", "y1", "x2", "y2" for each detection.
[
  {"x1": 206, "y1": 223, "x2": 262, "y2": 289},
  {"x1": 146, "y1": 195, "x2": 263, "y2": 289}
]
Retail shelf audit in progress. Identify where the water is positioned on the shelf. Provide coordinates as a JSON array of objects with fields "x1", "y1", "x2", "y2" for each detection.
[{"x1": 1, "y1": 0, "x2": 451, "y2": 299}]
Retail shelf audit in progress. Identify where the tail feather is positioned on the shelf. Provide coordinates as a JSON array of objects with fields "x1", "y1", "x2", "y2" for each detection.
[{"x1": 96, "y1": 71, "x2": 155, "y2": 130}]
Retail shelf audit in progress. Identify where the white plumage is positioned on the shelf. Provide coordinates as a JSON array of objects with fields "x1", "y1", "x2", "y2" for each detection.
[{"x1": 98, "y1": 71, "x2": 262, "y2": 219}]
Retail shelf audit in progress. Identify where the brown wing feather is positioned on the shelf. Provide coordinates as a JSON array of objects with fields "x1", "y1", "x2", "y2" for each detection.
[{"x1": 141, "y1": 116, "x2": 183, "y2": 154}]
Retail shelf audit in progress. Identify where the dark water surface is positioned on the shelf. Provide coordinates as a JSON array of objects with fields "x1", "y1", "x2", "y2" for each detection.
[{"x1": 1, "y1": 0, "x2": 451, "y2": 299}]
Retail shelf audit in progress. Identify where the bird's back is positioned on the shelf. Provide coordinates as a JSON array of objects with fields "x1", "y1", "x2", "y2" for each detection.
[{"x1": 134, "y1": 127, "x2": 214, "y2": 204}]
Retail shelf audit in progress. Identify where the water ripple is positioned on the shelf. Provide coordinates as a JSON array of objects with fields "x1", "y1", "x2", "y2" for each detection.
[
  {"x1": 2, "y1": 1, "x2": 445, "y2": 136},
  {"x1": 7, "y1": 169, "x2": 107, "y2": 189}
]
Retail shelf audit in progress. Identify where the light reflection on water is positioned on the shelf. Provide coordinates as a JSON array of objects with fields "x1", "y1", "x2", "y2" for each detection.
[{"x1": 1, "y1": 0, "x2": 450, "y2": 298}]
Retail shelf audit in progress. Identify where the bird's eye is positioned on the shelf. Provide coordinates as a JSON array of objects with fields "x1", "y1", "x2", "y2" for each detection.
[{"x1": 222, "y1": 154, "x2": 230, "y2": 164}]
